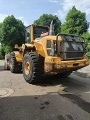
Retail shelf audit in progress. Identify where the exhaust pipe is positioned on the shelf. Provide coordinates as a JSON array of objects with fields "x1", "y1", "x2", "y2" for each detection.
[{"x1": 49, "y1": 19, "x2": 56, "y2": 35}]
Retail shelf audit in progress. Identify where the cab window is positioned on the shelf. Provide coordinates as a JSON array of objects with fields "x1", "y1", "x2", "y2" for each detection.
[
  {"x1": 25, "y1": 26, "x2": 30, "y2": 43},
  {"x1": 34, "y1": 26, "x2": 48, "y2": 39}
]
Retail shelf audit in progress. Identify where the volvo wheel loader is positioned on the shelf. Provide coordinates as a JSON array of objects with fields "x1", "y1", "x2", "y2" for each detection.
[{"x1": 4, "y1": 20, "x2": 89, "y2": 83}]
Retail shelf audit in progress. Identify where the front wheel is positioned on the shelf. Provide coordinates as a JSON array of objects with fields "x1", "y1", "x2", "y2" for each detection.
[{"x1": 22, "y1": 52, "x2": 44, "y2": 84}]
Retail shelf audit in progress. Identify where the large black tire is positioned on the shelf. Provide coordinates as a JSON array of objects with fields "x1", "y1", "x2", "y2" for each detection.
[
  {"x1": 22, "y1": 52, "x2": 44, "y2": 84},
  {"x1": 9, "y1": 52, "x2": 22, "y2": 73},
  {"x1": 4, "y1": 54, "x2": 10, "y2": 70},
  {"x1": 4, "y1": 62, "x2": 10, "y2": 70}
]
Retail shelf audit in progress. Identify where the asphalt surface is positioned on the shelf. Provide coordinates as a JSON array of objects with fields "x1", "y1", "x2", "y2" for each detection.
[{"x1": 0, "y1": 60, "x2": 90, "y2": 120}]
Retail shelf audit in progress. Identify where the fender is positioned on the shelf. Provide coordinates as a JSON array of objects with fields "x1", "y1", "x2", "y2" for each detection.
[{"x1": 14, "y1": 51, "x2": 23, "y2": 62}]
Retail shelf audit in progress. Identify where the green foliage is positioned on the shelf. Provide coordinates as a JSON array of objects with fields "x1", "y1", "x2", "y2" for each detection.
[
  {"x1": 0, "y1": 15, "x2": 25, "y2": 58},
  {"x1": 82, "y1": 32, "x2": 90, "y2": 43},
  {"x1": 0, "y1": 45, "x2": 12, "y2": 59},
  {"x1": 82, "y1": 33, "x2": 90, "y2": 59},
  {"x1": 82, "y1": 32, "x2": 90, "y2": 52},
  {"x1": 34, "y1": 14, "x2": 61, "y2": 34},
  {"x1": 0, "y1": 23, "x2": 3, "y2": 42},
  {"x1": 4, "y1": 45, "x2": 12, "y2": 54},
  {"x1": 86, "y1": 52, "x2": 90, "y2": 59},
  {"x1": 0, "y1": 53, "x2": 4, "y2": 59},
  {"x1": 1, "y1": 15, "x2": 25, "y2": 48},
  {"x1": 0, "y1": 46, "x2": 5, "y2": 59},
  {"x1": 87, "y1": 43, "x2": 90, "y2": 52},
  {"x1": 61, "y1": 6, "x2": 89, "y2": 35}
]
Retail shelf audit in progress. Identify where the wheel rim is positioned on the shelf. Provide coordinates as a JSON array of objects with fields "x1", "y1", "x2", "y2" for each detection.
[
  {"x1": 24, "y1": 62, "x2": 30, "y2": 75},
  {"x1": 9, "y1": 58, "x2": 13, "y2": 69}
]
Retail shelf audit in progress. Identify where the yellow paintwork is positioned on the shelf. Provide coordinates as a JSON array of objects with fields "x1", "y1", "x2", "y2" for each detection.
[
  {"x1": 45, "y1": 56, "x2": 89, "y2": 73},
  {"x1": 34, "y1": 35, "x2": 62, "y2": 57},
  {"x1": 45, "y1": 56, "x2": 89, "y2": 65},
  {"x1": 30, "y1": 25, "x2": 34, "y2": 41},
  {"x1": 13, "y1": 24, "x2": 89, "y2": 74},
  {"x1": 25, "y1": 62, "x2": 30, "y2": 75},
  {"x1": 14, "y1": 51, "x2": 23, "y2": 62},
  {"x1": 34, "y1": 41, "x2": 46, "y2": 57}
]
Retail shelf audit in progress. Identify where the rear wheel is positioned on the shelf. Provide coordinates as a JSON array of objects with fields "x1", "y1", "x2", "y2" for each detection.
[
  {"x1": 9, "y1": 52, "x2": 22, "y2": 73},
  {"x1": 22, "y1": 52, "x2": 44, "y2": 84},
  {"x1": 4, "y1": 62, "x2": 10, "y2": 70},
  {"x1": 4, "y1": 54, "x2": 10, "y2": 70}
]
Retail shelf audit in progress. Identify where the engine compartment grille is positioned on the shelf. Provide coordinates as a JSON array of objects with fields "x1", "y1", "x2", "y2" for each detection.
[{"x1": 58, "y1": 35, "x2": 85, "y2": 60}]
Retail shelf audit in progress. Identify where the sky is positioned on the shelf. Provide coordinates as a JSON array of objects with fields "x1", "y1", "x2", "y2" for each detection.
[{"x1": 0, "y1": 0, "x2": 90, "y2": 27}]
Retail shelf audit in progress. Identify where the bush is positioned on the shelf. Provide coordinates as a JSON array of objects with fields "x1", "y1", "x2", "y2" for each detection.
[
  {"x1": 0, "y1": 46, "x2": 5, "y2": 58},
  {"x1": 0, "y1": 45, "x2": 12, "y2": 59},
  {"x1": 0, "y1": 53, "x2": 4, "y2": 59},
  {"x1": 86, "y1": 52, "x2": 90, "y2": 59},
  {"x1": 4, "y1": 45, "x2": 12, "y2": 54},
  {"x1": 0, "y1": 49, "x2": 4, "y2": 59}
]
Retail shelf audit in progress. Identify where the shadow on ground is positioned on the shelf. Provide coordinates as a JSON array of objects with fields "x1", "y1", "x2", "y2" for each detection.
[
  {"x1": 0, "y1": 64, "x2": 90, "y2": 94},
  {"x1": 34, "y1": 72, "x2": 90, "y2": 94},
  {"x1": 0, "y1": 93, "x2": 90, "y2": 120},
  {"x1": 0, "y1": 65, "x2": 90, "y2": 120}
]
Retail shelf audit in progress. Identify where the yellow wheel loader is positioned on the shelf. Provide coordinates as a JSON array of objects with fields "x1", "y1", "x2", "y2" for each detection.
[{"x1": 4, "y1": 20, "x2": 89, "y2": 83}]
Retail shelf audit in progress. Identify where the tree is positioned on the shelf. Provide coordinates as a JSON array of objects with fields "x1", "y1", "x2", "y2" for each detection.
[
  {"x1": 1, "y1": 15, "x2": 25, "y2": 48},
  {"x1": 61, "y1": 6, "x2": 89, "y2": 35},
  {"x1": 4, "y1": 45, "x2": 12, "y2": 54},
  {"x1": 34, "y1": 14, "x2": 61, "y2": 34},
  {"x1": 0, "y1": 45, "x2": 5, "y2": 59},
  {"x1": 82, "y1": 32, "x2": 90, "y2": 52},
  {"x1": 0, "y1": 23, "x2": 3, "y2": 42},
  {"x1": 82, "y1": 32, "x2": 90, "y2": 43}
]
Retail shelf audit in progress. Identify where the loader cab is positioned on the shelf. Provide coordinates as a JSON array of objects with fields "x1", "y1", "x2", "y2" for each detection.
[{"x1": 25, "y1": 25, "x2": 49, "y2": 43}]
